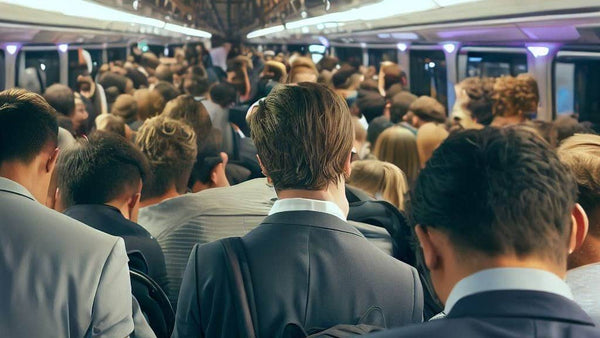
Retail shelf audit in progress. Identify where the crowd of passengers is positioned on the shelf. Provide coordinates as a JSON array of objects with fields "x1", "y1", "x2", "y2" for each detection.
[{"x1": 1, "y1": 40, "x2": 600, "y2": 337}]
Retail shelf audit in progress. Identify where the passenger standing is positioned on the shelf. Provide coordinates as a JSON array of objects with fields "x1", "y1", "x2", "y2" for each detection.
[
  {"x1": 558, "y1": 134, "x2": 600, "y2": 325},
  {"x1": 491, "y1": 73, "x2": 539, "y2": 127},
  {"x1": 372, "y1": 127, "x2": 598, "y2": 338},
  {"x1": 173, "y1": 83, "x2": 423, "y2": 337},
  {"x1": 0, "y1": 88, "x2": 149, "y2": 337}
]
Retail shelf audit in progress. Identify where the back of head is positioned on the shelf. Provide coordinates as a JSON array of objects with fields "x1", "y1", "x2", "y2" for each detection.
[
  {"x1": 263, "y1": 61, "x2": 287, "y2": 83},
  {"x1": 317, "y1": 56, "x2": 339, "y2": 72},
  {"x1": 183, "y1": 76, "x2": 211, "y2": 97},
  {"x1": 111, "y1": 94, "x2": 138, "y2": 124},
  {"x1": 209, "y1": 82, "x2": 237, "y2": 107},
  {"x1": 557, "y1": 134, "x2": 600, "y2": 237},
  {"x1": 554, "y1": 115, "x2": 593, "y2": 144},
  {"x1": 141, "y1": 52, "x2": 160, "y2": 70},
  {"x1": 331, "y1": 68, "x2": 355, "y2": 90},
  {"x1": 390, "y1": 92, "x2": 418, "y2": 124},
  {"x1": 250, "y1": 82, "x2": 353, "y2": 191},
  {"x1": 125, "y1": 68, "x2": 149, "y2": 89},
  {"x1": 136, "y1": 116, "x2": 197, "y2": 199},
  {"x1": 0, "y1": 88, "x2": 58, "y2": 166},
  {"x1": 288, "y1": 57, "x2": 319, "y2": 84},
  {"x1": 409, "y1": 96, "x2": 446, "y2": 124},
  {"x1": 163, "y1": 95, "x2": 212, "y2": 146},
  {"x1": 95, "y1": 114, "x2": 126, "y2": 137},
  {"x1": 98, "y1": 72, "x2": 128, "y2": 94},
  {"x1": 43, "y1": 84, "x2": 74, "y2": 117},
  {"x1": 153, "y1": 81, "x2": 180, "y2": 104},
  {"x1": 357, "y1": 91, "x2": 386, "y2": 123},
  {"x1": 493, "y1": 74, "x2": 539, "y2": 119},
  {"x1": 367, "y1": 115, "x2": 394, "y2": 146},
  {"x1": 412, "y1": 127, "x2": 577, "y2": 265},
  {"x1": 382, "y1": 63, "x2": 406, "y2": 90},
  {"x1": 416, "y1": 122, "x2": 449, "y2": 168},
  {"x1": 155, "y1": 64, "x2": 173, "y2": 83},
  {"x1": 373, "y1": 126, "x2": 420, "y2": 186},
  {"x1": 134, "y1": 88, "x2": 164, "y2": 121},
  {"x1": 57, "y1": 132, "x2": 149, "y2": 208},
  {"x1": 348, "y1": 160, "x2": 409, "y2": 210},
  {"x1": 458, "y1": 77, "x2": 495, "y2": 126}
]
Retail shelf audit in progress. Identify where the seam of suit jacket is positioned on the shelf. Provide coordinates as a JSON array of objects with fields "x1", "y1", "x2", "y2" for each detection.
[
  {"x1": 411, "y1": 267, "x2": 419, "y2": 323},
  {"x1": 303, "y1": 224, "x2": 312, "y2": 327},
  {"x1": 260, "y1": 221, "x2": 364, "y2": 238}
]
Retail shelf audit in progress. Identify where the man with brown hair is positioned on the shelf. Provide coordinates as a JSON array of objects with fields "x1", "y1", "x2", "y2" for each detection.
[
  {"x1": 173, "y1": 82, "x2": 423, "y2": 337},
  {"x1": 558, "y1": 134, "x2": 600, "y2": 324}
]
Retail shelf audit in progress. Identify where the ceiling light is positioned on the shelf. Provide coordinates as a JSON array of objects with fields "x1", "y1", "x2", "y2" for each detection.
[
  {"x1": 397, "y1": 43, "x2": 408, "y2": 52},
  {"x1": 58, "y1": 43, "x2": 68, "y2": 53},
  {"x1": 132, "y1": 0, "x2": 139, "y2": 10},
  {"x1": 5, "y1": 44, "x2": 18, "y2": 55},
  {"x1": 164, "y1": 23, "x2": 211, "y2": 38},
  {"x1": 527, "y1": 46, "x2": 550, "y2": 58},
  {"x1": 247, "y1": 25, "x2": 285, "y2": 39},
  {"x1": 443, "y1": 43, "x2": 456, "y2": 53}
]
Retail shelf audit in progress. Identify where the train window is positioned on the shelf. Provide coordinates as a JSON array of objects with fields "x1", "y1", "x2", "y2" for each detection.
[
  {"x1": 67, "y1": 49, "x2": 103, "y2": 88},
  {"x1": 287, "y1": 44, "x2": 308, "y2": 54},
  {"x1": 0, "y1": 50, "x2": 5, "y2": 90},
  {"x1": 410, "y1": 50, "x2": 447, "y2": 109},
  {"x1": 17, "y1": 50, "x2": 60, "y2": 90},
  {"x1": 147, "y1": 45, "x2": 165, "y2": 57},
  {"x1": 107, "y1": 47, "x2": 127, "y2": 62},
  {"x1": 334, "y1": 47, "x2": 362, "y2": 66},
  {"x1": 368, "y1": 48, "x2": 397, "y2": 68},
  {"x1": 554, "y1": 54, "x2": 600, "y2": 124},
  {"x1": 465, "y1": 52, "x2": 527, "y2": 78}
]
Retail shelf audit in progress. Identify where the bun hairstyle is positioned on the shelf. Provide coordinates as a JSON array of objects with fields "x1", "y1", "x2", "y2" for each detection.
[
  {"x1": 459, "y1": 77, "x2": 496, "y2": 125},
  {"x1": 492, "y1": 74, "x2": 539, "y2": 119}
]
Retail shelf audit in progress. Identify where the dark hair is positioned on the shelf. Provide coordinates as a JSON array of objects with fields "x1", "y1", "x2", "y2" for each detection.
[
  {"x1": 98, "y1": 72, "x2": 128, "y2": 94},
  {"x1": 43, "y1": 84, "x2": 75, "y2": 117},
  {"x1": 459, "y1": 77, "x2": 495, "y2": 125},
  {"x1": 155, "y1": 65, "x2": 174, "y2": 83},
  {"x1": 317, "y1": 56, "x2": 339, "y2": 72},
  {"x1": 187, "y1": 65, "x2": 207, "y2": 79},
  {"x1": 331, "y1": 69, "x2": 355, "y2": 89},
  {"x1": 0, "y1": 89, "x2": 59, "y2": 165},
  {"x1": 189, "y1": 129, "x2": 224, "y2": 187},
  {"x1": 409, "y1": 96, "x2": 446, "y2": 123},
  {"x1": 356, "y1": 91, "x2": 386, "y2": 123},
  {"x1": 96, "y1": 114, "x2": 126, "y2": 137},
  {"x1": 57, "y1": 132, "x2": 149, "y2": 208},
  {"x1": 126, "y1": 68, "x2": 149, "y2": 89},
  {"x1": 210, "y1": 82, "x2": 237, "y2": 107},
  {"x1": 367, "y1": 116, "x2": 394, "y2": 145},
  {"x1": 411, "y1": 127, "x2": 578, "y2": 264},
  {"x1": 390, "y1": 92, "x2": 417, "y2": 124},
  {"x1": 183, "y1": 76, "x2": 211, "y2": 97},
  {"x1": 250, "y1": 82, "x2": 353, "y2": 191},
  {"x1": 153, "y1": 81, "x2": 180, "y2": 103},
  {"x1": 554, "y1": 115, "x2": 594, "y2": 144}
]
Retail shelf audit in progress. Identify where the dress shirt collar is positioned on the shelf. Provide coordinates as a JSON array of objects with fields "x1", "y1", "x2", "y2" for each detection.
[
  {"x1": 0, "y1": 177, "x2": 35, "y2": 201},
  {"x1": 445, "y1": 267, "x2": 573, "y2": 314},
  {"x1": 268, "y1": 198, "x2": 346, "y2": 221}
]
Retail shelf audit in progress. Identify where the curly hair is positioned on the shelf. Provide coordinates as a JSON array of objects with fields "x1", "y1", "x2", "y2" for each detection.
[
  {"x1": 492, "y1": 74, "x2": 539, "y2": 119},
  {"x1": 459, "y1": 77, "x2": 495, "y2": 125},
  {"x1": 136, "y1": 116, "x2": 197, "y2": 198}
]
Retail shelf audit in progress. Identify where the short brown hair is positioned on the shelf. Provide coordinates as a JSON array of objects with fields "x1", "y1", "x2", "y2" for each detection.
[
  {"x1": 493, "y1": 73, "x2": 539, "y2": 119},
  {"x1": 163, "y1": 95, "x2": 212, "y2": 148},
  {"x1": 458, "y1": 76, "x2": 495, "y2": 125},
  {"x1": 409, "y1": 96, "x2": 446, "y2": 123},
  {"x1": 250, "y1": 82, "x2": 353, "y2": 191},
  {"x1": 287, "y1": 57, "x2": 319, "y2": 84},
  {"x1": 136, "y1": 116, "x2": 197, "y2": 199},
  {"x1": 133, "y1": 88, "x2": 164, "y2": 121},
  {"x1": 111, "y1": 94, "x2": 138, "y2": 124},
  {"x1": 557, "y1": 134, "x2": 600, "y2": 237}
]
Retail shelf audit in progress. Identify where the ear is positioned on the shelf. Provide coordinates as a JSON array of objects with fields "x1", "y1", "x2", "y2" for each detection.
[
  {"x1": 257, "y1": 155, "x2": 268, "y2": 177},
  {"x1": 220, "y1": 152, "x2": 229, "y2": 167},
  {"x1": 414, "y1": 225, "x2": 441, "y2": 271},
  {"x1": 126, "y1": 192, "x2": 141, "y2": 221},
  {"x1": 210, "y1": 165, "x2": 220, "y2": 185},
  {"x1": 46, "y1": 148, "x2": 59, "y2": 174},
  {"x1": 344, "y1": 151, "x2": 352, "y2": 180},
  {"x1": 569, "y1": 203, "x2": 589, "y2": 254}
]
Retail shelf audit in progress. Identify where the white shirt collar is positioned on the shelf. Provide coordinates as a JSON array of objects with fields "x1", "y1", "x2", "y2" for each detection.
[
  {"x1": 268, "y1": 198, "x2": 347, "y2": 221},
  {"x1": 444, "y1": 267, "x2": 573, "y2": 314}
]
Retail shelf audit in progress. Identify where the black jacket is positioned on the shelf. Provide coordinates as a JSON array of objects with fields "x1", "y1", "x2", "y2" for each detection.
[
  {"x1": 370, "y1": 290, "x2": 600, "y2": 337},
  {"x1": 173, "y1": 210, "x2": 423, "y2": 337},
  {"x1": 64, "y1": 204, "x2": 168, "y2": 293}
]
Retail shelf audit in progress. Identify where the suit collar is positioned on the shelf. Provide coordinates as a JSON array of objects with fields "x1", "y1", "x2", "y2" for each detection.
[
  {"x1": 261, "y1": 210, "x2": 363, "y2": 237},
  {"x1": 269, "y1": 198, "x2": 347, "y2": 221},
  {"x1": 0, "y1": 177, "x2": 35, "y2": 201},
  {"x1": 448, "y1": 290, "x2": 595, "y2": 326}
]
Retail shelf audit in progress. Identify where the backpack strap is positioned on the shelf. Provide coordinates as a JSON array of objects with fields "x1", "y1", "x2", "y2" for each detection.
[{"x1": 222, "y1": 237, "x2": 259, "y2": 338}]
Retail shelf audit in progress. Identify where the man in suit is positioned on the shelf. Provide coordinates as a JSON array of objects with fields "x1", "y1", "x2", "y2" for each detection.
[
  {"x1": 0, "y1": 88, "x2": 149, "y2": 336},
  {"x1": 57, "y1": 132, "x2": 168, "y2": 293},
  {"x1": 372, "y1": 127, "x2": 600, "y2": 338},
  {"x1": 173, "y1": 82, "x2": 423, "y2": 338}
]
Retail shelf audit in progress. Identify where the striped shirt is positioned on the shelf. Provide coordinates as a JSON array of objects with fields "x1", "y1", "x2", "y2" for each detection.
[{"x1": 138, "y1": 178, "x2": 277, "y2": 306}]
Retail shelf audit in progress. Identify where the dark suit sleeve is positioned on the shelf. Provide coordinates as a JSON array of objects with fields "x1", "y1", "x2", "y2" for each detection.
[
  {"x1": 410, "y1": 266, "x2": 425, "y2": 323},
  {"x1": 172, "y1": 244, "x2": 203, "y2": 338}
]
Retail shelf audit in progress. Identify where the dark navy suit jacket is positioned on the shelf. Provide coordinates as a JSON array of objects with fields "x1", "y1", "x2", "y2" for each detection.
[
  {"x1": 173, "y1": 210, "x2": 424, "y2": 338},
  {"x1": 370, "y1": 290, "x2": 600, "y2": 337},
  {"x1": 65, "y1": 204, "x2": 169, "y2": 293}
]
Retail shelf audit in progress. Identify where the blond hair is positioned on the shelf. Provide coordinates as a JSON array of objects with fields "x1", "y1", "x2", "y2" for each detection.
[
  {"x1": 557, "y1": 133, "x2": 600, "y2": 237},
  {"x1": 373, "y1": 127, "x2": 420, "y2": 186},
  {"x1": 348, "y1": 160, "x2": 409, "y2": 210}
]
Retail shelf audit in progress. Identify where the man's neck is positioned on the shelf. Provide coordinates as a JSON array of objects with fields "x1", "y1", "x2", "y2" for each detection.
[
  {"x1": 569, "y1": 234, "x2": 600, "y2": 270},
  {"x1": 277, "y1": 183, "x2": 348, "y2": 217},
  {"x1": 0, "y1": 163, "x2": 39, "y2": 201},
  {"x1": 139, "y1": 187, "x2": 180, "y2": 208}
]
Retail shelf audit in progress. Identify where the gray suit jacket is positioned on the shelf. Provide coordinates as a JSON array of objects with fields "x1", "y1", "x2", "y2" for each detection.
[
  {"x1": 173, "y1": 210, "x2": 423, "y2": 337},
  {"x1": 0, "y1": 177, "x2": 147, "y2": 337}
]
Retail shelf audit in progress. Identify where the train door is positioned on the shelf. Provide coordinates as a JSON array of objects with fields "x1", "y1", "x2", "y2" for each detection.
[
  {"x1": 554, "y1": 51, "x2": 600, "y2": 125},
  {"x1": 457, "y1": 47, "x2": 528, "y2": 81},
  {"x1": 409, "y1": 49, "x2": 448, "y2": 110}
]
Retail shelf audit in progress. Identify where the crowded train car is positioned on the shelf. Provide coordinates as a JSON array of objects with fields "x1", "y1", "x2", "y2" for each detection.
[{"x1": 0, "y1": 0, "x2": 600, "y2": 337}]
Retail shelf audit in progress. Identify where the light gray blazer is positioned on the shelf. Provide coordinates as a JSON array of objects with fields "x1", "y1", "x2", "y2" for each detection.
[{"x1": 0, "y1": 177, "x2": 152, "y2": 337}]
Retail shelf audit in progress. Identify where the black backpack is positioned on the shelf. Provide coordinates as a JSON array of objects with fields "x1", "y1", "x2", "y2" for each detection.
[{"x1": 221, "y1": 237, "x2": 385, "y2": 338}]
